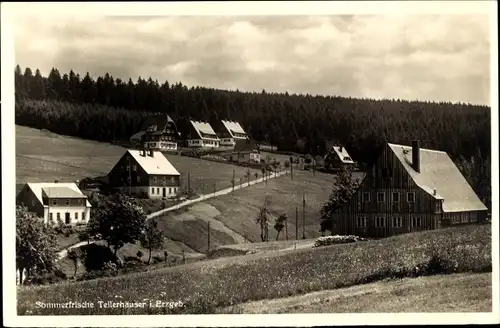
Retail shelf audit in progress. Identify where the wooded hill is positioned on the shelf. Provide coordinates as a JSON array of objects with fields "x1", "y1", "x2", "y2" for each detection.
[{"x1": 13, "y1": 65, "x2": 492, "y2": 209}]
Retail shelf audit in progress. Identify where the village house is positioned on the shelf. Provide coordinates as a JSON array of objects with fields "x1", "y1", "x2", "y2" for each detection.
[
  {"x1": 215, "y1": 120, "x2": 249, "y2": 147},
  {"x1": 107, "y1": 149, "x2": 181, "y2": 199},
  {"x1": 185, "y1": 120, "x2": 220, "y2": 148},
  {"x1": 229, "y1": 139, "x2": 261, "y2": 164},
  {"x1": 330, "y1": 141, "x2": 488, "y2": 238},
  {"x1": 324, "y1": 146, "x2": 356, "y2": 171},
  {"x1": 16, "y1": 182, "x2": 91, "y2": 226},
  {"x1": 130, "y1": 114, "x2": 181, "y2": 151}
]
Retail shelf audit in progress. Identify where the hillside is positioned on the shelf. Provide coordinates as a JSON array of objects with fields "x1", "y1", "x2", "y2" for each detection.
[
  {"x1": 15, "y1": 125, "x2": 339, "y2": 254},
  {"x1": 220, "y1": 272, "x2": 492, "y2": 313},
  {"x1": 17, "y1": 224, "x2": 492, "y2": 315}
]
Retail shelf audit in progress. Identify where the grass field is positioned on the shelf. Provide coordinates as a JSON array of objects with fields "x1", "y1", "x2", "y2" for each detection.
[
  {"x1": 220, "y1": 272, "x2": 492, "y2": 313},
  {"x1": 15, "y1": 125, "x2": 287, "y2": 195},
  {"x1": 16, "y1": 125, "x2": 344, "y2": 255},
  {"x1": 17, "y1": 224, "x2": 492, "y2": 315}
]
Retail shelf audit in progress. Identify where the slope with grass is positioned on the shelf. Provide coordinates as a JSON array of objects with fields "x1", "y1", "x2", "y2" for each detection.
[
  {"x1": 152, "y1": 168, "x2": 358, "y2": 253},
  {"x1": 17, "y1": 224, "x2": 492, "y2": 315},
  {"x1": 15, "y1": 125, "x2": 278, "y2": 195},
  {"x1": 219, "y1": 272, "x2": 492, "y2": 313}
]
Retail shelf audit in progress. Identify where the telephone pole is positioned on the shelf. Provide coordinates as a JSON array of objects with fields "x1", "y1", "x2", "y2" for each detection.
[
  {"x1": 187, "y1": 172, "x2": 191, "y2": 197},
  {"x1": 207, "y1": 221, "x2": 211, "y2": 252},
  {"x1": 295, "y1": 206, "x2": 299, "y2": 240},
  {"x1": 302, "y1": 193, "x2": 306, "y2": 239}
]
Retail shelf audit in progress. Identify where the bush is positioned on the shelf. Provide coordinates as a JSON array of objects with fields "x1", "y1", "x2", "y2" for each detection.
[
  {"x1": 24, "y1": 268, "x2": 67, "y2": 285},
  {"x1": 313, "y1": 235, "x2": 368, "y2": 247}
]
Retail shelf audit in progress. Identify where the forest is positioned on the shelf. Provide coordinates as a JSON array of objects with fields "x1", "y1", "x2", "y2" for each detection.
[{"x1": 13, "y1": 65, "x2": 492, "y2": 209}]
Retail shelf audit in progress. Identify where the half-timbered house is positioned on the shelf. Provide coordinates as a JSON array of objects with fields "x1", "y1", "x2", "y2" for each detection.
[
  {"x1": 331, "y1": 140, "x2": 488, "y2": 238},
  {"x1": 108, "y1": 149, "x2": 181, "y2": 199},
  {"x1": 130, "y1": 114, "x2": 181, "y2": 151}
]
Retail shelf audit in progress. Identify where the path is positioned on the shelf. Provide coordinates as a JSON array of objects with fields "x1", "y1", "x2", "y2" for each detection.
[{"x1": 55, "y1": 170, "x2": 288, "y2": 261}]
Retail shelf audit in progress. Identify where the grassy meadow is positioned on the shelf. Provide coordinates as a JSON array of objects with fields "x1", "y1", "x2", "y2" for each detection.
[
  {"x1": 17, "y1": 224, "x2": 492, "y2": 315},
  {"x1": 15, "y1": 125, "x2": 285, "y2": 195}
]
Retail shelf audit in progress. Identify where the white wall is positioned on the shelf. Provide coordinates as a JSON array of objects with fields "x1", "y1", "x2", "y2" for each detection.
[
  {"x1": 45, "y1": 206, "x2": 90, "y2": 226},
  {"x1": 220, "y1": 138, "x2": 235, "y2": 147},
  {"x1": 145, "y1": 141, "x2": 177, "y2": 151},
  {"x1": 116, "y1": 186, "x2": 178, "y2": 200},
  {"x1": 188, "y1": 139, "x2": 219, "y2": 148}
]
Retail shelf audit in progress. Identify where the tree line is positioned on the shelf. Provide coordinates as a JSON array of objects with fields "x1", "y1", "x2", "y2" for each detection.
[{"x1": 13, "y1": 65, "x2": 491, "y2": 208}]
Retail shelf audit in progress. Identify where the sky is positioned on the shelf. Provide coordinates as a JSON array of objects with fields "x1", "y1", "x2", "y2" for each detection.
[{"x1": 11, "y1": 11, "x2": 492, "y2": 105}]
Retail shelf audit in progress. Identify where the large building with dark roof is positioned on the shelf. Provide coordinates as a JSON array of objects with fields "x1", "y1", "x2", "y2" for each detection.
[{"x1": 330, "y1": 140, "x2": 488, "y2": 238}]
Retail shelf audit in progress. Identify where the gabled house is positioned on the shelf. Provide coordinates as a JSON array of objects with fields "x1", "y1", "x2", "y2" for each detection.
[
  {"x1": 108, "y1": 149, "x2": 181, "y2": 199},
  {"x1": 185, "y1": 120, "x2": 220, "y2": 148},
  {"x1": 230, "y1": 139, "x2": 261, "y2": 164},
  {"x1": 324, "y1": 146, "x2": 356, "y2": 171},
  {"x1": 16, "y1": 182, "x2": 92, "y2": 226},
  {"x1": 330, "y1": 140, "x2": 488, "y2": 238},
  {"x1": 130, "y1": 114, "x2": 181, "y2": 151},
  {"x1": 216, "y1": 120, "x2": 249, "y2": 147}
]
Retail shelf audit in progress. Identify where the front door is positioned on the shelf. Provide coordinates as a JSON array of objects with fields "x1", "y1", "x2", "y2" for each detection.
[
  {"x1": 65, "y1": 212, "x2": 70, "y2": 224},
  {"x1": 163, "y1": 187, "x2": 166, "y2": 197}
]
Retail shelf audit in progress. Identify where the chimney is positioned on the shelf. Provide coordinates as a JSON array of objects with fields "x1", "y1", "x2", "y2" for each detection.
[
  {"x1": 54, "y1": 180, "x2": 59, "y2": 183},
  {"x1": 149, "y1": 150, "x2": 154, "y2": 157},
  {"x1": 433, "y1": 188, "x2": 437, "y2": 196},
  {"x1": 412, "y1": 140, "x2": 420, "y2": 173},
  {"x1": 339, "y1": 146, "x2": 343, "y2": 152}
]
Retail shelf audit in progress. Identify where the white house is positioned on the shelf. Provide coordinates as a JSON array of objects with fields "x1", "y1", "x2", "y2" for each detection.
[
  {"x1": 16, "y1": 182, "x2": 92, "y2": 226},
  {"x1": 108, "y1": 149, "x2": 181, "y2": 199},
  {"x1": 218, "y1": 120, "x2": 249, "y2": 147},
  {"x1": 186, "y1": 120, "x2": 220, "y2": 148}
]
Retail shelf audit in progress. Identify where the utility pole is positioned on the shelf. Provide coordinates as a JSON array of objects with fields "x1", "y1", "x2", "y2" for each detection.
[
  {"x1": 295, "y1": 206, "x2": 299, "y2": 240},
  {"x1": 290, "y1": 156, "x2": 294, "y2": 181},
  {"x1": 232, "y1": 169, "x2": 235, "y2": 191},
  {"x1": 302, "y1": 193, "x2": 306, "y2": 239},
  {"x1": 213, "y1": 183, "x2": 216, "y2": 196},
  {"x1": 207, "y1": 221, "x2": 211, "y2": 252},
  {"x1": 187, "y1": 172, "x2": 191, "y2": 197}
]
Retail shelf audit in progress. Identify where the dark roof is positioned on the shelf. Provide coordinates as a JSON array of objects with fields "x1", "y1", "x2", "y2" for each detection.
[
  {"x1": 234, "y1": 139, "x2": 258, "y2": 153},
  {"x1": 388, "y1": 143, "x2": 487, "y2": 212},
  {"x1": 140, "y1": 114, "x2": 178, "y2": 133}
]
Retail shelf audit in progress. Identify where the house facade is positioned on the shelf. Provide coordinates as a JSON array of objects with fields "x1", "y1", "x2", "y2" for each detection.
[
  {"x1": 130, "y1": 114, "x2": 180, "y2": 151},
  {"x1": 230, "y1": 139, "x2": 261, "y2": 164},
  {"x1": 16, "y1": 182, "x2": 91, "y2": 226},
  {"x1": 216, "y1": 120, "x2": 249, "y2": 147},
  {"x1": 330, "y1": 141, "x2": 488, "y2": 238},
  {"x1": 108, "y1": 149, "x2": 181, "y2": 199},
  {"x1": 186, "y1": 120, "x2": 220, "y2": 148},
  {"x1": 324, "y1": 146, "x2": 356, "y2": 171}
]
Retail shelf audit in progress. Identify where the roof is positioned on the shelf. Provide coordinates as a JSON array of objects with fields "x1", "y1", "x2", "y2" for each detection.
[
  {"x1": 233, "y1": 139, "x2": 259, "y2": 153},
  {"x1": 127, "y1": 149, "x2": 180, "y2": 176},
  {"x1": 388, "y1": 143, "x2": 487, "y2": 212},
  {"x1": 140, "y1": 114, "x2": 177, "y2": 132},
  {"x1": 190, "y1": 120, "x2": 219, "y2": 139},
  {"x1": 221, "y1": 120, "x2": 247, "y2": 138},
  {"x1": 330, "y1": 146, "x2": 355, "y2": 164},
  {"x1": 130, "y1": 131, "x2": 145, "y2": 142},
  {"x1": 26, "y1": 182, "x2": 91, "y2": 207}
]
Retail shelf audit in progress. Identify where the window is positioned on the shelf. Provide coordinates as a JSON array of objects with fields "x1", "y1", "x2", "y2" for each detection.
[
  {"x1": 411, "y1": 217, "x2": 422, "y2": 227},
  {"x1": 171, "y1": 177, "x2": 175, "y2": 184},
  {"x1": 407, "y1": 192, "x2": 415, "y2": 203},
  {"x1": 470, "y1": 213, "x2": 477, "y2": 222},
  {"x1": 153, "y1": 177, "x2": 157, "y2": 183},
  {"x1": 56, "y1": 212, "x2": 61, "y2": 220},
  {"x1": 137, "y1": 176, "x2": 141, "y2": 183},
  {"x1": 169, "y1": 187, "x2": 172, "y2": 194},
  {"x1": 82, "y1": 212, "x2": 85, "y2": 220},
  {"x1": 132, "y1": 165, "x2": 137, "y2": 172},
  {"x1": 49, "y1": 213, "x2": 53, "y2": 222},
  {"x1": 461, "y1": 214, "x2": 469, "y2": 223},
  {"x1": 356, "y1": 217, "x2": 367, "y2": 228},
  {"x1": 377, "y1": 192, "x2": 385, "y2": 203},
  {"x1": 52, "y1": 199, "x2": 57, "y2": 206},
  {"x1": 375, "y1": 217, "x2": 385, "y2": 228},
  {"x1": 157, "y1": 187, "x2": 160, "y2": 194},
  {"x1": 31, "y1": 199, "x2": 35, "y2": 206},
  {"x1": 151, "y1": 188, "x2": 155, "y2": 195},
  {"x1": 392, "y1": 217, "x2": 403, "y2": 228},
  {"x1": 66, "y1": 200, "x2": 70, "y2": 206},
  {"x1": 75, "y1": 212, "x2": 78, "y2": 220},
  {"x1": 362, "y1": 192, "x2": 371, "y2": 203},
  {"x1": 65, "y1": 213, "x2": 71, "y2": 224},
  {"x1": 392, "y1": 192, "x2": 400, "y2": 203}
]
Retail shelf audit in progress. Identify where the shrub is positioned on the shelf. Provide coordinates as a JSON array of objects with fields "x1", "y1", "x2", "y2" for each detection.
[{"x1": 313, "y1": 235, "x2": 368, "y2": 247}]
